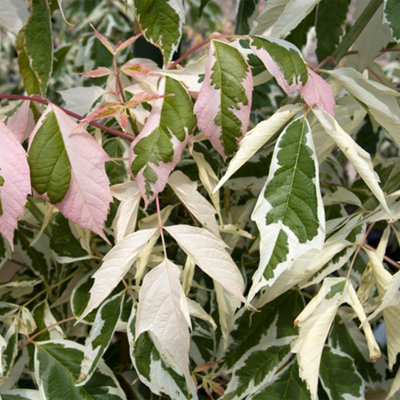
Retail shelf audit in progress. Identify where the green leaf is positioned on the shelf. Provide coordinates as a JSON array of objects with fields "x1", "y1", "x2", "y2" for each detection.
[
  {"x1": 16, "y1": 27, "x2": 40, "y2": 95},
  {"x1": 32, "y1": 301, "x2": 63, "y2": 342},
  {"x1": 320, "y1": 346, "x2": 363, "y2": 399},
  {"x1": 134, "y1": 0, "x2": 184, "y2": 65},
  {"x1": 127, "y1": 305, "x2": 196, "y2": 399},
  {"x1": 23, "y1": 0, "x2": 53, "y2": 95},
  {"x1": 249, "y1": 116, "x2": 324, "y2": 299},
  {"x1": 50, "y1": 214, "x2": 88, "y2": 259},
  {"x1": 34, "y1": 340, "x2": 126, "y2": 400},
  {"x1": 71, "y1": 272, "x2": 96, "y2": 323},
  {"x1": 104, "y1": 138, "x2": 127, "y2": 185},
  {"x1": 235, "y1": 0, "x2": 258, "y2": 34},
  {"x1": 130, "y1": 76, "x2": 196, "y2": 205},
  {"x1": 1, "y1": 389, "x2": 42, "y2": 400},
  {"x1": 248, "y1": 361, "x2": 311, "y2": 400},
  {"x1": 384, "y1": 0, "x2": 400, "y2": 42},
  {"x1": 315, "y1": 0, "x2": 351, "y2": 62},
  {"x1": 28, "y1": 110, "x2": 71, "y2": 204},
  {"x1": 77, "y1": 292, "x2": 124, "y2": 385}
]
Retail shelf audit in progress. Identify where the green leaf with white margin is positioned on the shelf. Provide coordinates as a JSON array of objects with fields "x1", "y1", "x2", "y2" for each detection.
[
  {"x1": 384, "y1": 0, "x2": 400, "y2": 42},
  {"x1": 134, "y1": 0, "x2": 184, "y2": 65},
  {"x1": 249, "y1": 36, "x2": 308, "y2": 95},
  {"x1": 248, "y1": 116, "x2": 325, "y2": 301},
  {"x1": 130, "y1": 76, "x2": 196, "y2": 206},
  {"x1": 77, "y1": 292, "x2": 124, "y2": 385},
  {"x1": 1, "y1": 389, "x2": 42, "y2": 400},
  {"x1": 313, "y1": 108, "x2": 392, "y2": 217},
  {"x1": 327, "y1": 68, "x2": 400, "y2": 149},
  {"x1": 194, "y1": 39, "x2": 252, "y2": 158},
  {"x1": 79, "y1": 228, "x2": 157, "y2": 320},
  {"x1": 34, "y1": 340, "x2": 126, "y2": 400},
  {"x1": 0, "y1": 321, "x2": 18, "y2": 381},
  {"x1": 128, "y1": 305, "x2": 198, "y2": 400},
  {"x1": 247, "y1": 360, "x2": 311, "y2": 400},
  {"x1": 136, "y1": 259, "x2": 192, "y2": 384},
  {"x1": 165, "y1": 224, "x2": 245, "y2": 303},
  {"x1": 214, "y1": 104, "x2": 304, "y2": 192},
  {"x1": 365, "y1": 226, "x2": 400, "y2": 371},
  {"x1": 252, "y1": 0, "x2": 290, "y2": 35},
  {"x1": 169, "y1": 170, "x2": 220, "y2": 237},
  {"x1": 319, "y1": 345, "x2": 364, "y2": 400},
  {"x1": 222, "y1": 291, "x2": 304, "y2": 399},
  {"x1": 291, "y1": 277, "x2": 380, "y2": 400},
  {"x1": 18, "y1": 0, "x2": 53, "y2": 95},
  {"x1": 32, "y1": 301, "x2": 64, "y2": 341},
  {"x1": 330, "y1": 318, "x2": 384, "y2": 386},
  {"x1": 225, "y1": 290, "x2": 303, "y2": 369}
]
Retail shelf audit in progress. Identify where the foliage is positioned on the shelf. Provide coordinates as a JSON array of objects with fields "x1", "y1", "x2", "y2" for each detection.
[{"x1": 1, "y1": 0, "x2": 400, "y2": 399}]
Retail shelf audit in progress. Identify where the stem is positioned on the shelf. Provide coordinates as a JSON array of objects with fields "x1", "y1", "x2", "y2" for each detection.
[
  {"x1": 331, "y1": 0, "x2": 383, "y2": 65},
  {"x1": 122, "y1": 278, "x2": 137, "y2": 303},
  {"x1": 346, "y1": 222, "x2": 376, "y2": 280},
  {"x1": 156, "y1": 195, "x2": 167, "y2": 257},
  {"x1": 363, "y1": 243, "x2": 400, "y2": 269},
  {"x1": 19, "y1": 316, "x2": 75, "y2": 350},
  {"x1": 0, "y1": 93, "x2": 133, "y2": 142},
  {"x1": 167, "y1": 36, "x2": 212, "y2": 70}
]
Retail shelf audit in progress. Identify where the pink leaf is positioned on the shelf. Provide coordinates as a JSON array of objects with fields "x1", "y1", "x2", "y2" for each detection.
[
  {"x1": 115, "y1": 31, "x2": 146, "y2": 54},
  {"x1": 299, "y1": 67, "x2": 335, "y2": 116},
  {"x1": 90, "y1": 24, "x2": 114, "y2": 54},
  {"x1": 121, "y1": 62, "x2": 161, "y2": 79},
  {"x1": 30, "y1": 105, "x2": 112, "y2": 240},
  {"x1": 79, "y1": 103, "x2": 123, "y2": 126},
  {"x1": 0, "y1": 120, "x2": 31, "y2": 248},
  {"x1": 6, "y1": 101, "x2": 35, "y2": 143},
  {"x1": 78, "y1": 67, "x2": 113, "y2": 78}
]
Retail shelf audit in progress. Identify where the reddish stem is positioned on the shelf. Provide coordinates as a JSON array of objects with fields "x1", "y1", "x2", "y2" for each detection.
[{"x1": 0, "y1": 93, "x2": 134, "y2": 142}]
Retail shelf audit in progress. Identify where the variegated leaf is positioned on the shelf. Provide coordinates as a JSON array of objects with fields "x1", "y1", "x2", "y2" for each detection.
[
  {"x1": 128, "y1": 305, "x2": 198, "y2": 400},
  {"x1": 130, "y1": 76, "x2": 196, "y2": 206},
  {"x1": 134, "y1": 0, "x2": 184, "y2": 65},
  {"x1": 77, "y1": 292, "x2": 124, "y2": 385},
  {"x1": 249, "y1": 36, "x2": 308, "y2": 95},
  {"x1": 248, "y1": 116, "x2": 324, "y2": 301},
  {"x1": 194, "y1": 39, "x2": 252, "y2": 158}
]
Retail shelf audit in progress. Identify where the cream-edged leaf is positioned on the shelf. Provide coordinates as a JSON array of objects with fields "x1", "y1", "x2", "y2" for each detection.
[
  {"x1": 79, "y1": 228, "x2": 157, "y2": 319},
  {"x1": 249, "y1": 116, "x2": 325, "y2": 301},
  {"x1": 136, "y1": 259, "x2": 191, "y2": 380},
  {"x1": 111, "y1": 181, "x2": 141, "y2": 242},
  {"x1": 169, "y1": 170, "x2": 220, "y2": 237},
  {"x1": 313, "y1": 108, "x2": 391, "y2": 216},
  {"x1": 215, "y1": 104, "x2": 303, "y2": 191},
  {"x1": 165, "y1": 224, "x2": 245, "y2": 303},
  {"x1": 187, "y1": 298, "x2": 217, "y2": 331}
]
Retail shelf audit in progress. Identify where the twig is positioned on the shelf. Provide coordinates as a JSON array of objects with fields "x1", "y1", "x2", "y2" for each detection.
[
  {"x1": 0, "y1": 93, "x2": 134, "y2": 141},
  {"x1": 156, "y1": 195, "x2": 167, "y2": 257},
  {"x1": 19, "y1": 316, "x2": 75, "y2": 350}
]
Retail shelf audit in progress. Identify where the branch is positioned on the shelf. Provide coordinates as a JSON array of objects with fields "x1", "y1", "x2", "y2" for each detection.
[{"x1": 0, "y1": 93, "x2": 134, "y2": 142}]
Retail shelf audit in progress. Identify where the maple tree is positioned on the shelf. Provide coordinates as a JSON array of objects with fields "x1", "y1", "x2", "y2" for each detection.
[{"x1": 1, "y1": 0, "x2": 400, "y2": 399}]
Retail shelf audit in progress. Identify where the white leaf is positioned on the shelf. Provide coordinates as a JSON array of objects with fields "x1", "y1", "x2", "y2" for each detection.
[
  {"x1": 165, "y1": 224, "x2": 245, "y2": 303},
  {"x1": 111, "y1": 181, "x2": 141, "y2": 242},
  {"x1": 328, "y1": 68, "x2": 400, "y2": 148},
  {"x1": 313, "y1": 108, "x2": 391, "y2": 216},
  {"x1": 136, "y1": 259, "x2": 191, "y2": 378},
  {"x1": 59, "y1": 86, "x2": 105, "y2": 116},
  {"x1": 292, "y1": 277, "x2": 380, "y2": 400},
  {"x1": 186, "y1": 298, "x2": 217, "y2": 331},
  {"x1": 80, "y1": 228, "x2": 157, "y2": 319},
  {"x1": 215, "y1": 104, "x2": 304, "y2": 192},
  {"x1": 259, "y1": 0, "x2": 321, "y2": 37},
  {"x1": 169, "y1": 170, "x2": 220, "y2": 237},
  {"x1": 252, "y1": 0, "x2": 290, "y2": 35}
]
